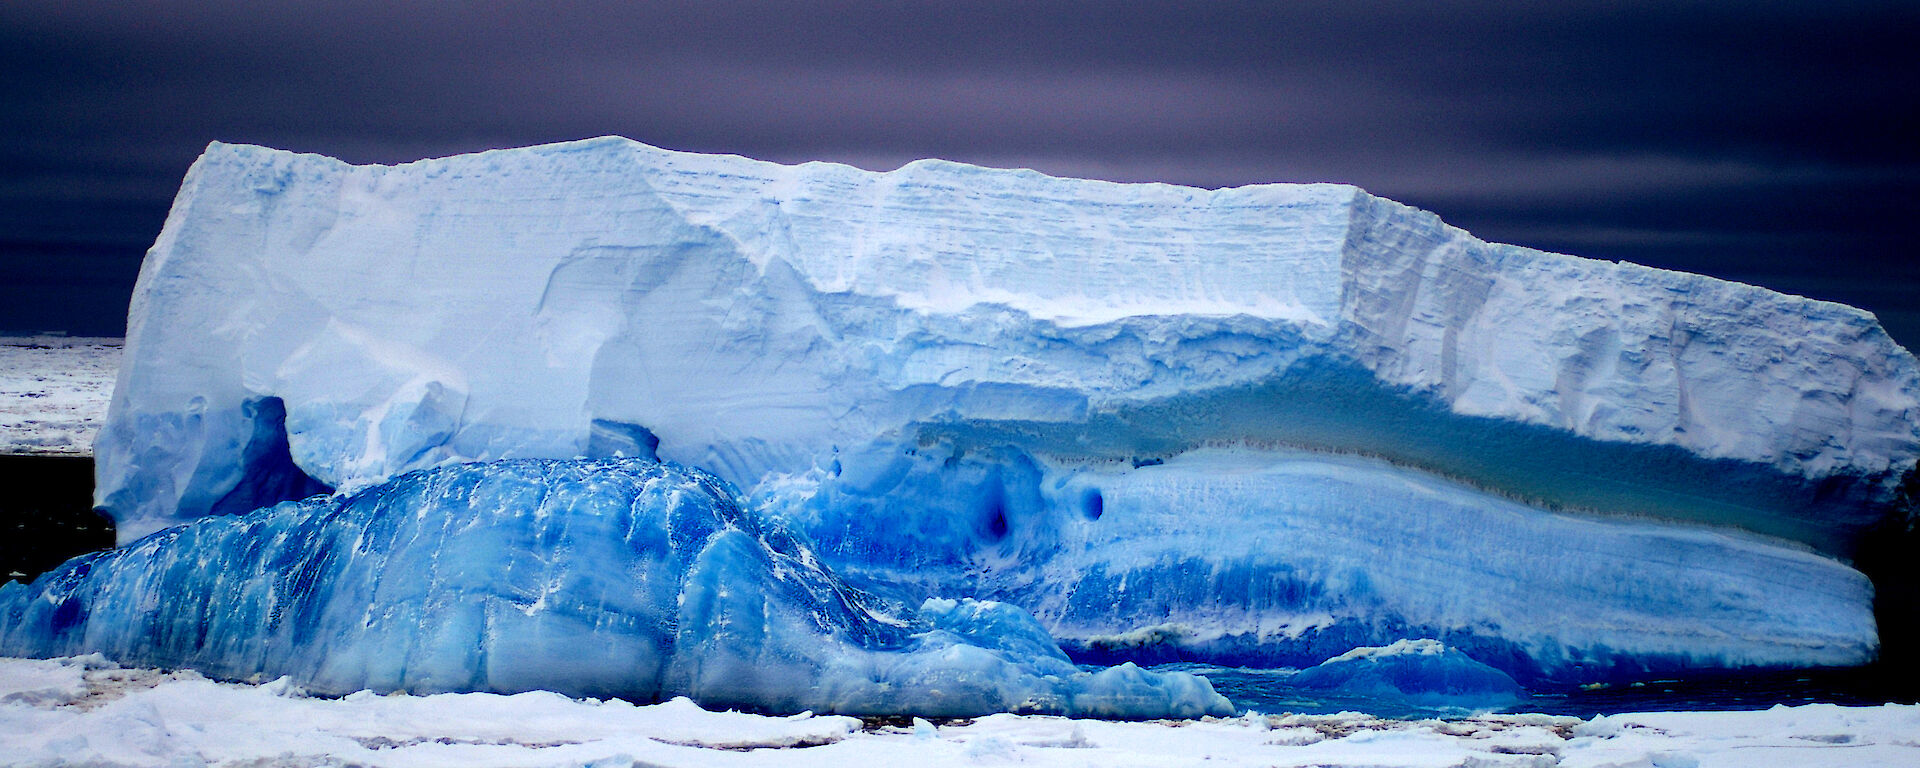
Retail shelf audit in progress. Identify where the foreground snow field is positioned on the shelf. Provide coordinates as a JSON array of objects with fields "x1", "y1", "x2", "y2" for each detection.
[
  {"x1": 3, "y1": 656, "x2": 1916, "y2": 768},
  {"x1": 0, "y1": 336, "x2": 118, "y2": 455}
]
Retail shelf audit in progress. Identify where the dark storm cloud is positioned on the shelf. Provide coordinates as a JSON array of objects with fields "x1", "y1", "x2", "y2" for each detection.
[{"x1": 3, "y1": 1, "x2": 1916, "y2": 345}]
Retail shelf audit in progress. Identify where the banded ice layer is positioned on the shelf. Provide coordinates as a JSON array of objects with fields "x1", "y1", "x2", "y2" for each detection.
[{"x1": 0, "y1": 458, "x2": 1229, "y2": 718}]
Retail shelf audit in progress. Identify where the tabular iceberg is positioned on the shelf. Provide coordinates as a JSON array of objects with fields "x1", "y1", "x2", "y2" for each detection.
[
  {"x1": 0, "y1": 458, "x2": 1229, "y2": 718},
  {"x1": 53, "y1": 137, "x2": 1920, "y2": 698}
]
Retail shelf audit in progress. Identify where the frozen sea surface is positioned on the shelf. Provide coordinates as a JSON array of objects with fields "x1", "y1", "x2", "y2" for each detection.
[
  {"x1": 4, "y1": 655, "x2": 1919, "y2": 768},
  {"x1": 0, "y1": 336, "x2": 118, "y2": 456}
]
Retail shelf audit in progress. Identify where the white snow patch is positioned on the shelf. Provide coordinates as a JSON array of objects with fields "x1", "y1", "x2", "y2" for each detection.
[{"x1": 1323, "y1": 638, "x2": 1449, "y2": 664}]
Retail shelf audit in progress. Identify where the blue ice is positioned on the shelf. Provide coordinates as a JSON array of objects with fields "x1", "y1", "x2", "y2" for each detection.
[
  {"x1": 0, "y1": 458, "x2": 1229, "y2": 719},
  {"x1": 755, "y1": 441, "x2": 1878, "y2": 683},
  {"x1": 1289, "y1": 639, "x2": 1523, "y2": 713}
]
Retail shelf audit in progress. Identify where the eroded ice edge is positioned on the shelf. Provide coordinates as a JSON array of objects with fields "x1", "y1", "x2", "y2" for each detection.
[{"x1": 12, "y1": 137, "x2": 1916, "y2": 714}]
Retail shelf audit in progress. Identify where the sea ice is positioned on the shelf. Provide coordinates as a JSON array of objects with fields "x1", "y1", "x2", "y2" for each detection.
[{"x1": 0, "y1": 336, "x2": 119, "y2": 456}]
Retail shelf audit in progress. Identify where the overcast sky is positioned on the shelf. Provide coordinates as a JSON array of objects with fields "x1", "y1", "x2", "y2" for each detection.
[{"x1": 4, "y1": 1, "x2": 1916, "y2": 348}]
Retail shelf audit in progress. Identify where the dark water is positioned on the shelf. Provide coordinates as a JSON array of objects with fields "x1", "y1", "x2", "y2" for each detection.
[
  {"x1": 0, "y1": 454, "x2": 113, "y2": 584},
  {"x1": 1170, "y1": 663, "x2": 1920, "y2": 720}
]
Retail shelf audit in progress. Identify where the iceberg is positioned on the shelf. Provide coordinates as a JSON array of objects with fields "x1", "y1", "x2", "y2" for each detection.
[
  {"x1": 1288, "y1": 639, "x2": 1523, "y2": 713},
  {"x1": 0, "y1": 458, "x2": 1229, "y2": 718},
  {"x1": 64, "y1": 137, "x2": 1920, "y2": 694}
]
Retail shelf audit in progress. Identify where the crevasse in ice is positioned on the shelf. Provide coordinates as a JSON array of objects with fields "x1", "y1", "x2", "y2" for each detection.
[
  {"x1": 71, "y1": 137, "x2": 1920, "y2": 690},
  {"x1": 0, "y1": 458, "x2": 1230, "y2": 718}
]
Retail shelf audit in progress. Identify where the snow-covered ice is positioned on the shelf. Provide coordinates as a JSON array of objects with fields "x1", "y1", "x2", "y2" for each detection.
[
  {"x1": 3, "y1": 655, "x2": 1917, "y2": 768},
  {"x1": 0, "y1": 336, "x2": 118, "y2": 455}
]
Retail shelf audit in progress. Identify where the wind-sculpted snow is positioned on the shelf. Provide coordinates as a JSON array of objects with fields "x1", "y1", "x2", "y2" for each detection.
[
  {"x1": 98, "y1": 137, "x2": 1920, "y2": 547},
  {"x1": 754, "y1": 444, "x2": 1878, "y2": 682},
  {"x1": 0, "y1": 459, "x2": 1230, "y2": 719}
]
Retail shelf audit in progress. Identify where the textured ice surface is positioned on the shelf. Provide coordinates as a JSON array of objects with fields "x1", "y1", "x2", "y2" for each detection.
[
  {"x1": 0, "y1": 458, "x2": 1228, "y2": 718},
  {"x1": 1289, "y1": 640, "x2": 1523, "y2": 712},
  {"x1": 755, "y1": 444, "x2": 1878, "y2": 682},
  {"x1": 97, "y1": 138, "x2": 1920, "y2": 547}
]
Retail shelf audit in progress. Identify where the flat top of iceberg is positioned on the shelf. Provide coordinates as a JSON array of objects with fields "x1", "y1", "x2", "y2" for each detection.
[{"x1": 200, "y1": 135, "x2": 1900, "y2": 332}]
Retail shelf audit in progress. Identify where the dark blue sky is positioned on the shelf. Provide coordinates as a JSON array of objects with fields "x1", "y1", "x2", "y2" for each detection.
[{"x1": 4, "y1": 1, "x2": 1916, "y2": 349}]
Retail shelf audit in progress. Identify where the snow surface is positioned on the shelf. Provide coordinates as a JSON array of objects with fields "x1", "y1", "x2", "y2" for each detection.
[
  {"x1": 0, "y1": 336, "x2": 118, "y2": 455},
  {"x1": 97, "y1": 137, "x2": 1920, "y2": 546},
  {"x1": 4, "y1": 655, "x2": 1918, "y2": 768},
  {"x1": 0, "y1": 458, "x2": 1228, "y2": 719}
]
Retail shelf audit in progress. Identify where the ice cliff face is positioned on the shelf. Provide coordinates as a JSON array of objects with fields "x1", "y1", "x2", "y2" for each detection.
[{"x1": 78, "y1": 137, "x2": 1920, "y2": 686}]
